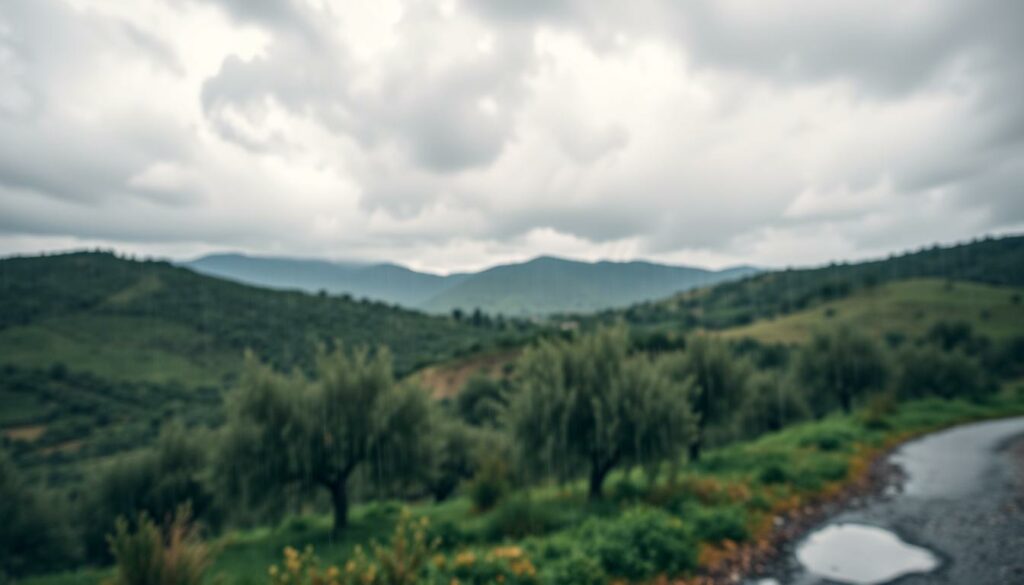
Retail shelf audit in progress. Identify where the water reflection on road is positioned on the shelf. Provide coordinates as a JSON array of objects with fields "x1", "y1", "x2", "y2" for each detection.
[
  {"x1": 795, "y1": 523, "x2": 937, "y2": 584},
  {"x1": 747, "y1": 416, "x2": 1024, "y2": 585}
]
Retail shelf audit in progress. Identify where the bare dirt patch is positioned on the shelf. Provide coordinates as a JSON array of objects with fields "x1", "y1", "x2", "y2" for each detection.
[
  {"x1": 3, "y1": 424, "x2": 47, "y2": 442},
  {"x1": 410, "y1": 349, "x2": 520, "y2": 398}
]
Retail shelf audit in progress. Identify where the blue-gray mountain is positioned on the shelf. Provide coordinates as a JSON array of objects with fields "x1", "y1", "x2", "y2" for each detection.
[{"x1": 184, "y1": 254, "x2": 758, "y2": 316}]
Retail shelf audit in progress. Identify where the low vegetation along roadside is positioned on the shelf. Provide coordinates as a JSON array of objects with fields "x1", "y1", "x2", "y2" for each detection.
[
  {"x1": 5, "y1": 315, "x2": 1022, "y2": 585},
  {"x1": 14, "y1": 391, "x2": 1024, "y2": 585}
]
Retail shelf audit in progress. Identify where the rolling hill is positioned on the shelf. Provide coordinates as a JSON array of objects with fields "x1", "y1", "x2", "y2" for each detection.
[
  {"x1": 184, "y1": 253, "x2": 757, "y2": 317},
  {"x1": 419, "y1": 256, "x2": 758, "y2": 316},
  {"x1": 185, "y1": 253, "x2": 468, "y2": 307},
  {"x1": 592, "y1": 235, "x2": 1024, "y2": 334},
  {"x1": 0, "y1": 252, "x2": 523, "y2": 385},
  {"x1": 0, "y1": 252, "x2": 535, "y2": 482},
  {"x1": 718, "y1": 278, "x2": 1024, "y2": 344}
]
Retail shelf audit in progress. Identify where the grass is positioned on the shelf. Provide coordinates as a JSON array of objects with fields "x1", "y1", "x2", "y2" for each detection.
[
  {"x1": 0, "y1": 314, "x2": 239, "y2": 387},
  {"x1": 26, "y1": 387, "x2": 1024, "y2": 585},
  {"x1": 719, "y1": 278, "x2": 1024, "y2": 344}
]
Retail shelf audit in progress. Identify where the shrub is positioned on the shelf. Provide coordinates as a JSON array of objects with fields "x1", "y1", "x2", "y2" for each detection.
[
  {"x1": 0, "y1": 450, "x2": 79, "y2": 578},
  {"x1": 80, "y1": 425, "x2": 218, "y2": 563},
  {"x1": 431, "y1": 546, "x2": 539, "y2": 585},
  {"x1": 861, "y1": 392, "x2": 898, "y2": 430},
  {"x1": 105, "y1": 507, "x2": 211, "y2": 585},
  {"x1": 895, "y1": 346, "x2": 993, "y2": 402},
  {"x1": 758, "y1": 464, "x2": 789, "y2": 485},
  {"x1": 797, "y1": 427, "x2": 857, "y2": 452},
  {"x1": 467, "y1": 458, "x2": 509, "y2": 512},
  {"x1": 578, "y1": 507, "x2": 697, "y2": 580},
  {"x1": 544, "y1": 551, "x2": 606, "y2": 585},
  {"x1": 269, "y1": 511, "x2": 437, "y2": 585},
  {"x1": 482, "y1": 496, "x2": 576, "y2": 540},
  {"x1": 692, "y1": 506, "x2": 749, "y2": 543}
]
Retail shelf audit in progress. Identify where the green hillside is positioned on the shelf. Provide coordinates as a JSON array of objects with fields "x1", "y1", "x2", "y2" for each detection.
[
  {"x1": 422, "y1": 256, "x2": 757, "y2": 316},
  {"x1": 0, "y1": 252, "x2": 534, "y2": 483},
  {"x1": 0, "y1": 252, "x2": 525, "y2": 384},
  {"x1": 594, "y1": 235, "x2": 1024, "y2": 334},
  {"x1": 718, "y1": 278, "x2": 1024, "y2": 344}
]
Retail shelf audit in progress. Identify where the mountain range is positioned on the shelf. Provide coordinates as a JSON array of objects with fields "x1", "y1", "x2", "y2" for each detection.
[{"x1": 183, "y1": 254, "x2": 758, "y2": 316}]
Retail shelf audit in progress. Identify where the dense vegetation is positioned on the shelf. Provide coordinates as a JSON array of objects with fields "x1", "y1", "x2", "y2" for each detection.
[
  {"x1": 3, "y1": 235, "x2": 1024, "y2": 585},
  {"x1": 0, "y1": 252, "x2": 532, "y2": 381},
  {"x1": 595, "y1": 235, "x2": 1024, "y2": 333}
]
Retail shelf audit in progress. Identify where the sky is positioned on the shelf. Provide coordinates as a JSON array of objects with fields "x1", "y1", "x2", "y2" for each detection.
[{"x1": 0, "y1": 0, "x2": 1022, "y2": 274}]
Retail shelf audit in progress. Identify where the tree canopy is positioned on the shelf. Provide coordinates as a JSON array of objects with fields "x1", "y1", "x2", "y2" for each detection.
[
  {"x1": 795, "y1": 326, "x2": 888, "y2": 415},
  {"x1": 216, "y1": 346, "x2": 434, "y2": 533},
  {"x1": 660, "y1": 336, "x2": 751, "y2": 461},
  {"x1": 510, "y1": 326, "x2": 695, "y2": 499}
]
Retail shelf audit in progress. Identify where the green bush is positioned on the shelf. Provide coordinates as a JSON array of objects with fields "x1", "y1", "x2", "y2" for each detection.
[
  {"x1": 895, "y1": 346, "x2": 993, "y2": 402},
  {"x1": 544, "y1": 551, "x2": 606, "y2": 585},
  {"x1": 79, "y1": 425, "x2": 218, "y2": 562},
  {"x1": 467, "y1": 458, "x2": 510, "y2": 512},
  {"x1": 105, "y1": 507, "x2": 211, "y2": 585},
  {"x1": 577, "y1": 507, "x2": 697, "y2": 580},
  {"x1": 482, "y1": 497, "x2": 576, "y2": 541},
  {"x1": 0, "y1": 450, "x2": 79, "y2": 578},
  {"x1": 758, "y1": 463, "x2": 789, "y2": 485},
  {"x1": 692, "y1": 505, "x2": 749, "y2": 543}
]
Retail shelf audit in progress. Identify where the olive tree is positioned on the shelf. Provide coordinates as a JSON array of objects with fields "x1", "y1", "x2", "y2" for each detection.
[
  {"x1": 660, "y1": 336, "x2": 750, "y2": 461},
  {"x1": 0, "y1": 449, "x2": 78, "y2": 577},
  {"x1": 216, "y1": 346, "x2": 433, "y2": 534},
  {"x1": 795, "y1": 326, "x2": 888, "y2": 415},
  {"x1": 510, "y1": 326, "x2": 695, "y2": 500}
]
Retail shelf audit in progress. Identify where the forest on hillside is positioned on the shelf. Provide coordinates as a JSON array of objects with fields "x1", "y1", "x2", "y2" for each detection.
[{"x1": 3, "y1": 237, "x2": 1024, "y2": 585}]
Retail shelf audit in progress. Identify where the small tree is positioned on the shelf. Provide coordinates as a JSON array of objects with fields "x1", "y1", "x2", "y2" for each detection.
[
  {"x1": 894, "y1": 345, "x2": 992, "y2": 401},
  {"x1": 660, "y1": 336, "x2": 750, "y2": 461},
  {"x1": 736, "y1": 372, "x2": 810, "y2": 438},
  {"x1": 456, "y1": 375, "x2": 509, "y2": 427},
  {"x1": 795, "y1": 326, "x2": 888, "y2": 415},
  {"x1": 80, "y1": 424, "x2": 217, "y2": 563},
  {"x1": 217, "y1": 346, "x2": 433, "y2": 534},
  {"x1": 510, "y1": 326, "x2": 695, "y2": 500},
  {"x1": 0, "y1": 449, "x2": 78, "y2": 577}
]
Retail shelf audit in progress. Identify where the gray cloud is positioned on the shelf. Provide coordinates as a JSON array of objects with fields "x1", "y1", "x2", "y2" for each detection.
[{"x1": 0, "y1": 0, "x2": 1022, "y2": 272}]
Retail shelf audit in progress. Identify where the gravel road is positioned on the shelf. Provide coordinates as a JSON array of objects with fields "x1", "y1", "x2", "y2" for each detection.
[{"x1": 748, "y1": 417, "x2": 1024, "y2": 585}]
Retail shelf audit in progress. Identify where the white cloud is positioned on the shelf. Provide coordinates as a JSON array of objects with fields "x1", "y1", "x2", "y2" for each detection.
[{"x1": 0, "y1": 0, "x2": 1021, "y2": 272}]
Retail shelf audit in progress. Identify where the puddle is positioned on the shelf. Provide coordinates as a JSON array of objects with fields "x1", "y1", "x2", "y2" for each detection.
[
  {"x1": 891, "y1": 417, "x2": 1024, "y2": 497},
  {"x1": 795, "y1": 523, "x2": 938, "y2": 584}
]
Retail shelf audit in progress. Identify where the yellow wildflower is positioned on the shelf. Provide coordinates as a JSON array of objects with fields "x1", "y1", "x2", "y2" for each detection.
[
  {"x1": 491, "y1": 546, "x2": 524, "y2": 560},
  {"x1": 455, "y1": 551, "x2": 476, "y2": 567}
]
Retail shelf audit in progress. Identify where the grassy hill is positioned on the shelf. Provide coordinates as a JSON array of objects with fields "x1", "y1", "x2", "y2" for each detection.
[
  {"x1": 0, "y1": 252, "x2": 535, "y2": 482},
  {"x1": 0, "y1": 252, "x2": 524, "y2": 384},
  {"x1": 718, "y1": 278, "x2": 1024, "y2": 344},
  {"x1": 594, "y1": 235, "x2": 1024, "y2": 335},
  {"x1": 421, "y1": 256, "x2": 757, "y2": 316}
]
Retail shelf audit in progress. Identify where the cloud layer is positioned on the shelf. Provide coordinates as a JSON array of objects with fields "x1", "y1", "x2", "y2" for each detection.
[{"x1": 1, "y1": 0, "x2": 1021, "y2": 272}]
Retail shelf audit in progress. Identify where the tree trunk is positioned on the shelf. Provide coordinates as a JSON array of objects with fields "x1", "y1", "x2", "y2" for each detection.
[
  {"x1": 689, "y1": 432, "x2": 702, "y2": 462},
  {"x1": 588, "y1": 463, "x2": 608, "y2": 501},
  {"x1": 329, "y1": 480, "x2": 349, "y2": 535},
  {"x1": 839, "y1": 389, "x2": 852, "y2": 413}
]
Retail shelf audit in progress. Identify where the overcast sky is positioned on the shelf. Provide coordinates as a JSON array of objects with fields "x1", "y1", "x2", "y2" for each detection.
[{"x1": 1, "y1": 0, "x2": 1021, "y2": 273}]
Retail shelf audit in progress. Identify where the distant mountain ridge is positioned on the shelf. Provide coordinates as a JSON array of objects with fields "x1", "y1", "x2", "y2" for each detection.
[
  {"x1": 182, "y1": 253, "x2": 758, "y2": 316},
  {"x1": 185, "y1": 253, "x2": 468, "y2": 307}
]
